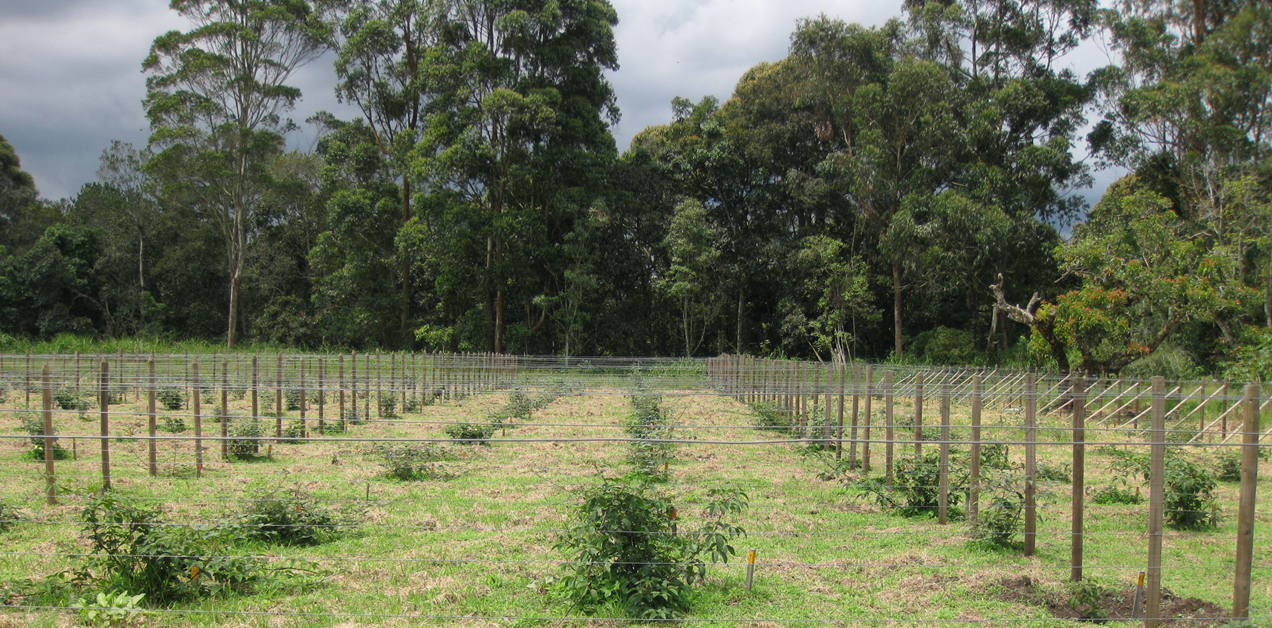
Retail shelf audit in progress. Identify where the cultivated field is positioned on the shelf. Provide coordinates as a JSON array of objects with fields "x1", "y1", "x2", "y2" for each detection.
[{"x1": 0, "y1": 354, "x2": 1267, "y2": 626}]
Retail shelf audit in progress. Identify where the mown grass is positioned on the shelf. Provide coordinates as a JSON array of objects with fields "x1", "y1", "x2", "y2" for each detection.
[{"x1": 0, "y1": 374, "x2": 1267, "y2": 627}]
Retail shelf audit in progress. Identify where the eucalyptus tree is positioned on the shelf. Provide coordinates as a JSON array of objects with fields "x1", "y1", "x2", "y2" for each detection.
[
  {"x1": 411, "y1": 0, "x2": 620, "y2": 353},
  {"x1": 333, "y1": 0, "x2": 446, "y2": 339},
  {"x1": 143, "y1": 0, "x2": 331, "y2": 347}
]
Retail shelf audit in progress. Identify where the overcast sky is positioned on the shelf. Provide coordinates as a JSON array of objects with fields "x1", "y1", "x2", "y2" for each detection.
[{"x1": 0, "y1": 0, "x2": 1119, "y2": 209}]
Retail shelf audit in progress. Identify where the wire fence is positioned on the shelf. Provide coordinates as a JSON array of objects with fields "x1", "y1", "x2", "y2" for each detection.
[{"x1": 0, "y1": 352, "x2": 1267, "y2": 626}]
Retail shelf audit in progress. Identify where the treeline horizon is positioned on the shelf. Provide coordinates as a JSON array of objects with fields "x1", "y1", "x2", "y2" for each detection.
[{"x1": 1, "y1": 0, "x2": 1270, "y2": 380}]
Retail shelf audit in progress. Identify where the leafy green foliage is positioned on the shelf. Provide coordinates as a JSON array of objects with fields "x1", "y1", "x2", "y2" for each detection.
[
  {"x1": 1066, "y1": 579, "x2": 1108, "y2": 621},
  {"x1": 1216, "y1": 451, "x2": 1243, "y2": 482},
  {"x1": 80, "y1": 493, "x2": 260, "y2": 603},
  {"x1": 858, "y1": 451, "x2": 966, "y2": 518},
  {"x1": 369, "y1": 443, "x2": 453, "y2": 481},
  {"x1": 970, "y1": 471, "x2": 1029, "y2": 549},
  {"x1": 626, "y1": 385, "x2": 676, "y2": 481},
  {"x1": 158, "y1": 415, "x2": 187, "y2": 434},
  {"x1": 553, "y1": 478, "x2": 747, "y2": 619},
  {"x1": 444, "y1": 421, "x2": 495, "y2": 445},
  {"x1": 237, "y1": 488, "x2": 353, "y2": 546},
  {"x1": 1106, "y1": 449, "x2": 1219, "y2": 529},
  {"x1": 0, "y1": 502, "x2": 21, "y2": 532},
  {"x1": 19, "y1": 413, "x2": 68, "y2": 460},
  {"x1": 227, "y1": 420, "x2": 263, "y2": 459},
  {"x1": 71, "y1": 590, "x2": 146, "y2": 626},
  {"x1": 157, "y1": 388, "x2": 183, "y2": 411},
  {"x1": 55, "y1": 387, "x2": 90, "y2": 411},
  {"x1": 1090, "y1": 485, "x2": 1142, "y2": 505}
]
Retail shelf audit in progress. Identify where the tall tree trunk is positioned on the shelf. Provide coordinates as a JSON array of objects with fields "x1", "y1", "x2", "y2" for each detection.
[
  {"x1": 227, "y1": 254, "x2": 243, "y2": 348},
  {"x1": 892, "y1": 263, "x2": 903, "y2": 355},
  {"x1": 400, "y1": 179, "x2": 412, "y2": 343},
  {"x1": 494, "y1": 287, "x2": 505, "y2": 354}
]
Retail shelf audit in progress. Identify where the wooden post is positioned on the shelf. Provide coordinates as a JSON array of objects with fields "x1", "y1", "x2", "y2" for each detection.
[
  {"x1": 1146, "y1": 376, "x2": 1167, "y2": 626},
  {"x1": 193, "y1": 359, "x2": 202, "y2": 477},
  {"x1": 351, "y1": 351, "x2": 358, "y2": 420},
  {"x1": 850, "y1": 366, "x2": 860, "y2": 468},
  {"x1": 299, "y1": 357, "x2": 306, "y2": 438},
  {"x1": 377, "y1": 349, "x2": 383, "y2": 419},
  {"x1": 1232, "y1": 383, "x2": 1260, "y2": 621},
  {"x1": 823, "y1": 367, "x2": 832, "y2": 453},
  {"x1": 914, "y1": 371, "x2": 924, "y2": 457},
  {"x1": 1024, "y1": 373, "x2": 1037, "y2": 557},
  {"x1": 25, "y1": 351, "x2": 30, "y2": 408},
  {"x1": 42, "y1": 365, "x2": 55, "y2": 505},
  {"x1": 99, "y1": 359, "x2": 111, "y2": 491},
  {"x1": 938, "y1": 378, "x2": 951, "y2": 524},
  {"x1": 339, "y1": 354, "x2": 346, "y2": 429},
  {"x1": 318, "y1": 357, "x2": 325, "y2": 436},
  {"x1": 275, "y1": 353, "x2": 284, "y2": 438},
  {"x1": 221, "y1": 359, "x2": 228, "y2": 460},
  {"x1": 969, "y1": 375, "x2": 982, "y2": 526},
  {"x1": 863, "y1": 365, "x2": 873, "y2": 473},
  {"x1": 1070, "y1": 375, "x2": 1086, "y2": 582},
  {"x1": 885, "y1": 371, "x2": 895, "y2": 488},
  {"x1": 251, "y1": 355, "x2": 259, "y2": 443},
  {"x1": 74, "y1": 351, "x2": 80, "y2": 403},
  {"x1": 836, "y1": 364, "x2": 846, "y2": 458},
  {"x1": 147, "y1": 358, "x2": 157, "y2": 476}
]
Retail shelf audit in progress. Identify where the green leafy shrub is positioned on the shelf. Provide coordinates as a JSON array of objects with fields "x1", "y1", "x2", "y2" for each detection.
[
  {"x1": 284, "y1": 389, "x2": 302, "y2": 411},
  {"x1": 158, "y1": 415, "x2": 187, "y2": 434},
  {"x1": 626, "y1": 391, "x2": 676, "y2": 481},
  {"x1": 227, "y1": 421, "x2": 264, "y2": 459},
  {"x1": 237, "y1": 488, "x2": 353, "y2": 546},
  {"x1": 19, "y1": 414, "x2": 68, "y2": 460},
  {"x1": 1216, "y1": 450, "x2": 1242, "y2": 482},
  {"x1": 553, "y1": 478, "x2": 747, "y2": 619},
  {"x1": 445, "y1": 421, "x2": 495, "y2": 444},
  {"x1": 55, "y1": 387, "x2": 90, "y2": 411},
  {"x1": 157, "y1": 388, "x2": 183, "y2": 411},
  {"x1": 971, "y1": 471, "x2": 1028, "y2": 548},
  {"x1": 369, "y1": 443, "x2": 453, "y2": 481},
  {"x1": 978, "y1": 443, "x2": 1010, "y2": 470},
  {"x1": 1067, "y1": 579, "x2": 1109, "y2": 621},
  {"x1": 80, "y1": 493, "x2": 259, "y2": 603},
  {"x1": 378, "y1": 392, "x2": 397, "y2": 418},
  {"x1": 279, "y1": 420, "x2": 307, "y2": 443},
  {"x1": 1163, "y1": 457, "x2": 1219, "y2": 529},
  {"x1": 858, "y1": 450, "x2": 967, "y2": 518}
]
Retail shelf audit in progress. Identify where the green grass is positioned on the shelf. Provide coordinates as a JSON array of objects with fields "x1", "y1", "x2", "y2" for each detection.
[{"x1": 0, "y1": 373, "x2": 1267, "y2": 627}]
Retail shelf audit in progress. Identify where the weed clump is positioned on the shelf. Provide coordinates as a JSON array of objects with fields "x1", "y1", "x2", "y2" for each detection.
[
  {"x1": 237, "y1": 488, "x2": 355, "y2": 546},
  {"x1": 369, "y1": 443, "x2": 453, "y2": 481},
  {"x1": 19, "y1": 414, "x2": 68, "y2": 460}
]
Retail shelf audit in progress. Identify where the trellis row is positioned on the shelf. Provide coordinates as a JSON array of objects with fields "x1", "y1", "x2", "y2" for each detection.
[{"x1": 705, "y1": 354, "x2": 1265, "y2": 625}]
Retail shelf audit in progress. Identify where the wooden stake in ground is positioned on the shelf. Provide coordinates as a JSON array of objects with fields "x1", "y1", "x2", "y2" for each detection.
[
  {"x1": 836, "y1": 363, "x2": 845, "y2": 459},
  {"x1": 1146, "y1": 376, "x2": 1166, "y2": 626},
  {"x1": 251, "y1": 355, "x2": 259, "y2": 451},
  {"x1": 850, "y1": 366, "x2": 860, "y2": 468},
  {"x1": 339, "y1": 354, "x2": 346, "y2": 429},
  {"x1": 42, "y1": 365, "x2": 55, "y2": 505},
  {"x1": 969, "y1": 375, "x2": 982, "y2": 526},
  {"x1": 1024, "y1": 373, "x2": 1037, "y2": 557},
  {"x1": 863, "y1": 365, "x2": 873, "y2": 472},
  {"x1": 938, "y1": 378, "x2": 951, "y2": 525},
  {"x1": 148, "y1": 357, "x2": 157, "y2": 476},
  {"x1": 275, "y1": 353, "x2": 284, "y2": 438},
  {"x1": 299, "y1": 357, "x2": 306, "y2": 438},
  {"x1": 99, "y1": 359, "x2": 111, "y2": 491},
  {"x1": 351, "y1": 352, "x2": 358, "y2": 420},
  {"x1": 914, "y1": 370, "x2": 924, "y2": 457},
  {"x1": 1070, "y1": 375, "x2": 1086, "y2": 582},
  {"x1": 193, "y1": 359, "x2": 202, "y2": 477},
  {"x1": 318, "y1": 357, "x2": 325, "y2": 436},
  {"x1": 221, "y1": 358, "x2": 228, "y2": 460},
  {"x1": 885, "y1": 370, "x2": 895, "y2": 488},
  {"x1": 1232, "y1": 383, "x2": 1260, "y2": 621}
]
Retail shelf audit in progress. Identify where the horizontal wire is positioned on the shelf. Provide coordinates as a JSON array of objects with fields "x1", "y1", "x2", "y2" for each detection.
[
  {"x1": 3, "y1": 605, "x2": 1262, "y2": 623},
  {"x1": 0, "y1": 551, "x2": 1259, "y2": 571}
]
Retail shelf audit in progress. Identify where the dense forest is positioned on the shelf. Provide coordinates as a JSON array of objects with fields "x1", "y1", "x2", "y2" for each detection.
[{"x1": 1, "y1": 0, "x2": 1270, "y2": 377}]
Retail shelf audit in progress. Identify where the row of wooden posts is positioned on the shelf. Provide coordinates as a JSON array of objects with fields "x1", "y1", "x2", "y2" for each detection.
[
  {"x1": 25, "y1": 351, "x2": 514, "y2": 493},
  {"x1": 7, "y1": 350, "x2": 518, "y2": 411},
  {"x1": 706, "y1": 355, "x2": 1263, "y2": 625}
]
